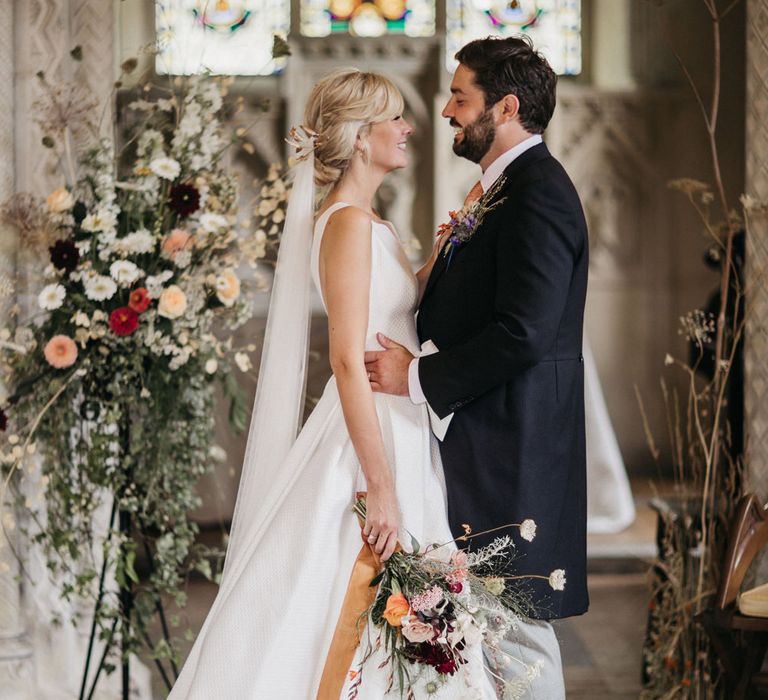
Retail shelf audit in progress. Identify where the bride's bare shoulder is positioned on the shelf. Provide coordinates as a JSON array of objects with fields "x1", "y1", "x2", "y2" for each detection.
[{"x1": 320, "y1": 203, "x2": 372, "y2": 238}]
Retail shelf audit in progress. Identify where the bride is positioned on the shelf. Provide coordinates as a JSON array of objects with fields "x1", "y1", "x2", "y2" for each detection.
[{"x1": 169, "y1": 69, "x2": 496, "y2": 699}]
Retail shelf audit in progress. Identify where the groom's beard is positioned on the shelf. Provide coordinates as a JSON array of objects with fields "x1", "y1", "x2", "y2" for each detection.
[{"x1": 452, "y1": 108, "x2": 496, "y2": 163}]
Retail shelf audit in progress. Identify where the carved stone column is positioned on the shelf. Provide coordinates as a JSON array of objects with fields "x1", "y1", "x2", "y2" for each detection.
[
  {"x1": 0, "y1": 0, "x2": 36, "y2": 696},
  {"x1": 745, "y1": 0, "x2": 768, "y2": 503}
]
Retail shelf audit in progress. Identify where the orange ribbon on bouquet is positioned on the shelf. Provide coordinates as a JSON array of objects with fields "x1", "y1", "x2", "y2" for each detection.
[{"x1": 316, "y1": 492, "x2": 401, "y2": 700}]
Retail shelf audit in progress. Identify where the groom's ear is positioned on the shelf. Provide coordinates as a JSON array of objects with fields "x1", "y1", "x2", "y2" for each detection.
[{"x1": 498, "y1": 94, "x2": 521, "y2": 123}]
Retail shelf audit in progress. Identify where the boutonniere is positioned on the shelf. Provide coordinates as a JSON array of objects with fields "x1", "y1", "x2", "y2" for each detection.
[{"x1": 437, "y1": 176, "x2": 507, "y2": 267}]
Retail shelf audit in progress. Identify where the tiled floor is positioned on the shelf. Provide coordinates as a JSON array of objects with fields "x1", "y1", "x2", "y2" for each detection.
[{"x1": 140, "y1": 481, "x2": 659, "y2": 698}]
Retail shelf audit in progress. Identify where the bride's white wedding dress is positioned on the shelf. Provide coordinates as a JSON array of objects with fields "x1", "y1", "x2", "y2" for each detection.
[{"x1": 169, "y1": 202, "x2": 495, "y2": 699}]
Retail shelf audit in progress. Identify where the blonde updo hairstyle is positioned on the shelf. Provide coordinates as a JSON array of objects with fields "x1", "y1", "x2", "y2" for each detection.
[{"x1": 304, "y1": 69, "x2": 405, "y2": 188}]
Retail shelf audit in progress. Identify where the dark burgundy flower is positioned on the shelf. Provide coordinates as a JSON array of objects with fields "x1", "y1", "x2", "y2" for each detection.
[
  {"x1": 109, "y1": 306, "x2": 139, "y2": 336},
  {"x1": 448, "y1": 581, "x2": 463, "y2": 594},
  {"x1": 49, "y1": 239, "x2": 80, "y2": 272},
  {"x1": 0, "y1": 407, "x2": 7, "y2": 432},
  {"x1": 168, "y1": 183, "x2": 200, "y2": 218},
  {"x1": 411, "y1": 643, "x2": 460, "y2": 676},
  {"x1": 72, "y1": 201, "x2": 87, "y2": 224}
]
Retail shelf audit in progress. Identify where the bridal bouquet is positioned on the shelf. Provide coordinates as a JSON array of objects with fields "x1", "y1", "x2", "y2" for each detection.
[
  {"x1": 0, "y1": 53, "x2": 274, "y2": 692},
  {"x1": 351, "y1": 497, "x2": 565, "y2": 698}
]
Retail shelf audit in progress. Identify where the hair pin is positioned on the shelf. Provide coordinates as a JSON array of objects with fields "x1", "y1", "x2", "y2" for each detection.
[{"x1": 286, "y1": 125, "x2": 321, "y2": 162}]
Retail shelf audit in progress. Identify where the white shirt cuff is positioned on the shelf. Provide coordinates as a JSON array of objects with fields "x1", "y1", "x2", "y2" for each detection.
[
  {"x1": 410, "y1": 340, "x2": 454, "y2": 442},
  {"x1": 408, "y1": 357, "x2": 427, "y2": 405}
]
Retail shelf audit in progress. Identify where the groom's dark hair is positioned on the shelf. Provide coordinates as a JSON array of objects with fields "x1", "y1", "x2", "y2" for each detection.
[{"x1": 455, "y1": 36, "x2": 557, "y2": 135}]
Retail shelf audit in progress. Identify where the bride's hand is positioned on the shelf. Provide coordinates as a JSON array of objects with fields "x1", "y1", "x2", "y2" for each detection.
[{"x1": 362, "y1": 484, "x2": 400, "y2": 561}]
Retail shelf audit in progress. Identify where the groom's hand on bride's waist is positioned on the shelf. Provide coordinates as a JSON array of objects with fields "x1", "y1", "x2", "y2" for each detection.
[{"x1": 364, "y1": 333, "x2": 412, "y2": 396}]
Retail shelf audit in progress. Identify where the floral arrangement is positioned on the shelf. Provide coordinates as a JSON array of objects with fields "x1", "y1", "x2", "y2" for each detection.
[
  {"x1": 0, "y1": 51, "x2": 279, "y2": 695},
  {"x1": 437, "y1": 176, "x2": 506, "y2": 266},
  {"x1": 350, "y1": 496, "x2": 565, "y2": 698},
  {"x1": 638, "y1": 2, "x2": 753, "y2": 697}
]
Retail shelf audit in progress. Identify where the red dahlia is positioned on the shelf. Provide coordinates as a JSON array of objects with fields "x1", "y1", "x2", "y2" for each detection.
[
  {"x1": 168, "y1": 183, "x2": 200, "y2": 218},
  {"x1": 109, "y1": 306, "x2": 139, "y2": 336},
  {"x1": 128, "y1": 287, "x2": 151, "y2": 313}
]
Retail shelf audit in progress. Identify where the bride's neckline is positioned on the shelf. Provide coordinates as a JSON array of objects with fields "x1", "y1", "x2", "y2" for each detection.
[{"x1": 315, "y1": 201, "x2": 398, "y2": 243}]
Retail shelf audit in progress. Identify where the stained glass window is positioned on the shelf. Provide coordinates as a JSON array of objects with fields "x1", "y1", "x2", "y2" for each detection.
[
  {"x1": 156, "y1": 1, "x2": 290, "y2": 76},
  {"x1": 446, "y1": 0, "x2": 581, "y2": 75},
  {"x1": 301, "y1": 0, "x2": 435, "y2": 38}
]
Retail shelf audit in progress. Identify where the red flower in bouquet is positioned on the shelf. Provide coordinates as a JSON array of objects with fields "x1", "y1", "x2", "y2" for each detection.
[
  {"x1": 168, "y1": 183, "x2": 200, "y2": 218},
  {"x1": 109, "y1": 306, "x2": 139, "y2": 336},
  {"x1": 410, "y1": 642, "x2": 461, "y2": 676},
  {"x1": 128, "y1": 287, "x2": 151, "y2": 314}
]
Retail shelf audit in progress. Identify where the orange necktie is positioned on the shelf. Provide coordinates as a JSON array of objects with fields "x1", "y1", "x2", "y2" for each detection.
[{"x1": 463, "y1": 180, "x2": 483, "y2": 207}]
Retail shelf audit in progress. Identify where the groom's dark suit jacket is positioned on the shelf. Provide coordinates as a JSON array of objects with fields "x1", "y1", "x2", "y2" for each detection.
[{"x1": 417, "y1": 143, "x2": 589, "y2": 619}]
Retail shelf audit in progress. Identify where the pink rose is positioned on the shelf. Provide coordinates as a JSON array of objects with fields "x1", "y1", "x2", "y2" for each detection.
[
  {"x1": 402, "y1": 619, "x2": 436, "y2": 644},
  {"x1": 161, "y1": 228, "x2": 192, "y2": 259}
]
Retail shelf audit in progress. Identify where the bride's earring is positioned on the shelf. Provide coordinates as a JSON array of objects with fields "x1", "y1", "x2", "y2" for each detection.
[{"x1": 355, "y1": 138, "x2": 370, "y2": 165}]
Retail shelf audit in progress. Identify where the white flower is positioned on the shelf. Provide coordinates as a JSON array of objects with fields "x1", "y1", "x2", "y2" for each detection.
[
  {"x1": 205, "y1": 358, "x2": 218, "y2": 374},
  {"x1": 73, "y1": 311, "x2": 90, "y2": 327},
  {"x1": 664, "y1": 353, "x2": 674, "y2": 366},
  {"x1": 519, "y1": 519, "x2": 537, "y2": 542},
  {"x1": 209, "y1": 445, "x2": 227, "y2": 462},
  {"x1": 258, "y1": 199, "x2": 277, "y2": 217},
  {"x1": 548, "y1": 569, "x2": 566, "y2": 591},
  {"x1": 203, "y1": 82, "x2": 223, "y2": 111},
  {"x1": 179, "y1": 111, "x2": 203, "y2": 138},
  {"x1": 115, "y1": 229, "x2": 155, "y2": 255},
  {"x1": 168, "y1": 346, "x2": 192, "y2": 370},
  {"x1": 81, "y1": 210, "x2": 118, "y2": 233},
  {"x1": 145, "y1": 270, "x2": 174, "y2": 299},
  {"x1": 84, "y1": 275, "x2": 117, "y2": 301},
  {"x1": 109, "y1": 260, "x2": 143, "y2": 287},
  {"x1": 38, "y1": 284, "x2": 66, "y2": 311},
  {"x1": 156, "y1": 97, "x2": 177, "y2": 111},
  {"x1": 483, "y1": 576, "x2": 506, "y2": 596},
  {"x1": 199, "y1": 212, "x2": 228, "y2": 232},
  {"x1": 149, "y1": 156, "x2": 181, "y2": 180},
  {"x1": 174, "y1": 249, "x2": 192, "y2": 269},
  {"x1": 234, "y1": 351, "x2": 252, "y2": 373}
]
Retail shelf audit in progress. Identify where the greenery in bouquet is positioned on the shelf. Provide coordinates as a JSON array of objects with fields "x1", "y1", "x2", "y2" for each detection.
[
  {"x1": 351, "y1": 496, "x2": 565, "y2": 699},
  {"x1": 0, "y1": 51, "x2": 285, "y2": 693}
]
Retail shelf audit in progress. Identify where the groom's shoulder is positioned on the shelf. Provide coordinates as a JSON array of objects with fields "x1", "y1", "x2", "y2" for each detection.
[{"x1": 503, "y1": 145, "x2": 579, "y2": 199}]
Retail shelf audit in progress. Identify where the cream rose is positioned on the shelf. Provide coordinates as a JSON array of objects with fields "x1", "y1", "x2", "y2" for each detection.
[
  {"x1": 215, "y1": 269, "x2": 240, "y2": 307},
  {"x1": 47, "y1": 187, "x2": 74, "y2": 213},
  {"x1": 157, "y1": 285, "x2": 188, "y2": 319}
]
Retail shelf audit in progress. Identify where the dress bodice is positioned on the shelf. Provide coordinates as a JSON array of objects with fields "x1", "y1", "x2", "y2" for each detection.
[{"x1": 311, "y1": 202, "x2": 421, "y2": 355}]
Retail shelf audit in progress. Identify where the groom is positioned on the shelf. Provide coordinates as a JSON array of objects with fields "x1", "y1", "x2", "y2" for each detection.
[{"x1": 365, "y1": 36, "x2": 588, "y2": 697}]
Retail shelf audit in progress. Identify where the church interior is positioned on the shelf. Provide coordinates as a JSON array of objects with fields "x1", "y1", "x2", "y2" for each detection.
[{"x1": 1, "y1": 0, "x2": 765, "y2": 698}]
